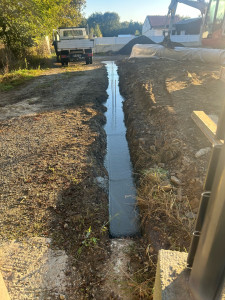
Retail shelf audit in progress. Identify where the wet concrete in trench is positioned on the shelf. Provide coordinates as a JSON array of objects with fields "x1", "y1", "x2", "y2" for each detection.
[{"x1": 103, "y1": 61, "x2": 139, "y2": 238}]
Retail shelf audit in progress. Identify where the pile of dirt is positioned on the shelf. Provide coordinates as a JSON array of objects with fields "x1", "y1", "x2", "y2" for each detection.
[{"x1": 118, "y1": 35, "x2": 156, "y2": 55}]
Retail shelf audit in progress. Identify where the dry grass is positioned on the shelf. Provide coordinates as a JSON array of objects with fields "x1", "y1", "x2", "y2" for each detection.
[
  {"x1": 138, "y1": 167, "x2": 194, "y2": 250},
  {"x1": 124, "y1": 166, "x2": 196, "y2": 299}
]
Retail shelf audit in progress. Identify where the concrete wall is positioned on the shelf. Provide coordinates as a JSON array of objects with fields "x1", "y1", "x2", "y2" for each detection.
[
  {"x1": 144, "y1": 34, "x2": 201, "y2": 47},
  {"x1": 94, "y1": 37, "x2": 135, "y2": 53}
]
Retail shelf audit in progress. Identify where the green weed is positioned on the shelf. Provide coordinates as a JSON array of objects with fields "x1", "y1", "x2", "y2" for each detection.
[{"x1": 0, "y1": 68, "x2": 43, "y2": 91}]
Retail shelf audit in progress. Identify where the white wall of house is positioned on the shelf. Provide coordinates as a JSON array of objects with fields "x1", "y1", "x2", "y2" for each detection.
[
  {"x1": 142, "y1": 16, "x2": 201, "y2": 46},
  {"x1": 142, "y1": 17, "x2": 151, "y2": 35}
]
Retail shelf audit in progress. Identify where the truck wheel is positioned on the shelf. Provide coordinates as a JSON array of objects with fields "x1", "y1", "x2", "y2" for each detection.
[
  {"x1": 85, "y1": 58, "x2": 89, "y2": 65},
  {"x1": 89, "y1": 57, "x2": 93, "y2": 64}
]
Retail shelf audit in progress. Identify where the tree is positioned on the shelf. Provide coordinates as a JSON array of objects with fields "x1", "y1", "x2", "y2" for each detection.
[
  {"x1": 87, "y1": 12, "x2": 120, "y2": 37},
  {"x1": 87, "y1": 12, "x2": 142, "y2": 37},
  {"x1": 101, "y1": 12, "x2": 120, "y2": 36},
  {"x1": 94, "y1": 24, "x2": 102, "y2": 37},
  {"x1": 0, "y1": 0, "x2": 86, "y2": 56}
]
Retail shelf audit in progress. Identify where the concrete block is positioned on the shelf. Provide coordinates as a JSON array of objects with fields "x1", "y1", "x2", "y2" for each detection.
[
  {"x1": 0, "y1": 272, "x2": 10, "y2": 300},
  {"x1": 153, "y1": 250, "x2": 193, "y2": 300}
]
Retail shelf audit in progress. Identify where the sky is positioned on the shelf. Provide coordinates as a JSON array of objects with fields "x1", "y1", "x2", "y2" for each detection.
[{"x1": 83, "y1": 0, "x2": 204, "y2": 23}]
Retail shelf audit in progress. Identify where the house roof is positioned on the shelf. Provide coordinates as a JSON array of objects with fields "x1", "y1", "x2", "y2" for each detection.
[
  {"x1": 147, "y1": 15, "x2": 181, "y2": 28},
  {"x1": 175, "y1": 17, "x2": 202, "y2": 25}
]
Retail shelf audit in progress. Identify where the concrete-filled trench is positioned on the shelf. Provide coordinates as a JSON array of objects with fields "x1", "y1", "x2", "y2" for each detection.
[{"x1": 103, "y1": 61, "x2": 139, "y2": 238}]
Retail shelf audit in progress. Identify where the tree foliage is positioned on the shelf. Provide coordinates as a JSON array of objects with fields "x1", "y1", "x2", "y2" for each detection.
[
  {"x1": 88, "y1": 12, "x2": 120, "y2": 37},
  {"x1": 87, "y1": 12, "x2": 142, "y2": 37},
  {"x1": 0, "y1": 0, "x2": 86, "y2": 56}
]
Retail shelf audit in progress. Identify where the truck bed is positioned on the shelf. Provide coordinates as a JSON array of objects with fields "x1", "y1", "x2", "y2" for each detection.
[{"x1": 57, "y1": 39, "x2": 94, "y2": 50}]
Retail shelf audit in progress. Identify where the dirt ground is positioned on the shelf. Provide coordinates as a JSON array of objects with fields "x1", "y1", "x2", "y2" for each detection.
[
  {"x1": 0, "y1": 58, "x2": 135, "y2": 300},
  {"x1": 118, "y1": 57, "x2": 224, "y2": 251},
  {"x1": 0, "y1": 55, "x2": 224, "y2": 299}
]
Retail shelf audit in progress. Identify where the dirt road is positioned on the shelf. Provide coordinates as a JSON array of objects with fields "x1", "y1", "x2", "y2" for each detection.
[
  {"x1": 0, "y1": 56, "x2": 224, "y2": 299},
  {"x1": 0, "y1": 59, "x2": 113, "y2": 299}
]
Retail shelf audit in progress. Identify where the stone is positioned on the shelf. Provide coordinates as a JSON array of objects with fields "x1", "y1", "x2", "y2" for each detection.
[
  {"x1": 185, "y1": 212, "x2": 196, "y2": 219},
  {"x1": 158, "y1": 163, "x2": 165, "y2": 168},
  {"x1": 150, "y1": 145, "x2": 156, "y2": 152},
  {"x1": 195, "y1": 147, "x2": 211, "y2": 158},
  {"x1": 171, "y1": 176, "x2": 181, "y2": 186},
  {"x1": 94, "y1": 176, "x2": 108, "y2": 192},
  {"x1": 139, "y1": 138, "x2": 146, "y2": 145},
  {"x1": 190, "y1": 198, "x2": 199, "y2": 210}
]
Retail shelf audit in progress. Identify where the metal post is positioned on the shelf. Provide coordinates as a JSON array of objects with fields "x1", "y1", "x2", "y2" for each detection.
[
  {"x1": 187, "y1": 191, "x2": 211, "y2": 267},
  {"x1": 189, "y1": 139, "x2": 225, "y2": 300}
]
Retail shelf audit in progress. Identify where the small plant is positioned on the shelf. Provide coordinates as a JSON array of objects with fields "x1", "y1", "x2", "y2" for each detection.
[{"x1": 77, "y1": 226, "x2": 99, "y2": 255}]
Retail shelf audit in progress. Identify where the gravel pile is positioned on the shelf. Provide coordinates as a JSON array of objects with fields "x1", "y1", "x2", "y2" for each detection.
[
  {"x1": 118, "y1": 35, "x2": 156, "y2": 55},
  {"x1": 118, "y1": 35, "x2": 185, "y2": 55}
]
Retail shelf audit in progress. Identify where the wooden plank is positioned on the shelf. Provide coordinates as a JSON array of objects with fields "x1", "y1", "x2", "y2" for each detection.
[
  {"x1": 191, "y1": 111, "x2": 224, "y2": 146},
  {"x1": 220, "y1": 66, "x2": 225, "y2": 83}
]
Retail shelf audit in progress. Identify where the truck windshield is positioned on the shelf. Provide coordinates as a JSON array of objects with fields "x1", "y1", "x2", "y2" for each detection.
[{"x1": 63, "y1": 30, "x2": 84, "y2": 37}]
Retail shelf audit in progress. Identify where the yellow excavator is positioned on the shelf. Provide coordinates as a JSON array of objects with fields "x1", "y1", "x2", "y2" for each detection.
[{"x1": 165, "y1": 0, "x2": 225, "y2": 48}]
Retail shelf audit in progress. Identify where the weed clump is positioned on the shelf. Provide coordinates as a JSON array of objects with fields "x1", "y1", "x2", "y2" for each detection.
[{"x1": 138, "y1": 166, "x2": 194, "y2": 250}]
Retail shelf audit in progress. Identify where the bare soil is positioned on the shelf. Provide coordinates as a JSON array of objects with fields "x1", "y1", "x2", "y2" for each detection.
[
  {"x1": 118, "y1": 57, "x2": 224, "y2": 293},
  {"x1": 0, "y1": 58, "x2": 136, "y2": 300}
]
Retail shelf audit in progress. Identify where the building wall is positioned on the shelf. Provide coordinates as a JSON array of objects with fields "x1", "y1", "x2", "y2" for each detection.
[
  {"x1": 94, "y1": 36, "x2": 134, "y2": 45},
  {"x1": 142, "y1": 17, "x2": 151, "y2": 35}
]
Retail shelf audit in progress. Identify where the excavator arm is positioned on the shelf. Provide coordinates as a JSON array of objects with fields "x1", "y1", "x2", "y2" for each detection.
[{"x1": 167, "y1": 0, "x2": 207, "y2": 34}]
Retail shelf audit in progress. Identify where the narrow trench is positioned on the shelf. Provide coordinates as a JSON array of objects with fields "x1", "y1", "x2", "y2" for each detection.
[{"x1": 103, "y1": 61, "x2": 140, "y2": 238}]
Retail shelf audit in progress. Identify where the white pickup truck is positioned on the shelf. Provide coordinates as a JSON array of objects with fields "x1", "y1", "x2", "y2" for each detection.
[{"x1": 53, "y1": 27, "x2": 94, "y2": 66}]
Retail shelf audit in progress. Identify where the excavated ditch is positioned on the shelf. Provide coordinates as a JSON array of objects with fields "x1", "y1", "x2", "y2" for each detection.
[{"x1": 103, "y1": 61, "x2": 140, "y2": 238}]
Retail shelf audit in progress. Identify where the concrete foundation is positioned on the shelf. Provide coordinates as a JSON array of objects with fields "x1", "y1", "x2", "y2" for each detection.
[
  {"x1": 153, "y1": 250, "x2": 194, "y2": 300},
  {"x1": 0, "y1": 272, "x2": 10, "y2": 300}
]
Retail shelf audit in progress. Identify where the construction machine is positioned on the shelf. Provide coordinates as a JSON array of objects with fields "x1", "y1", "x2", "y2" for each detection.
[
  {"x1": 166, "y1": 0, "x2": 225, "y2": 48},
  {"x1": 202, "y1": 0, "x2": 225, "y2": 48}
]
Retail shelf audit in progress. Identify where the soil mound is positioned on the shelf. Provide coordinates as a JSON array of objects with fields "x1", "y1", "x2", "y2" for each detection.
[
  {"x1": 159, "y1": 37, "x2": 184, "y2": 48},
  {"x1": 118, "y1": 35, "x2": 156, "y2": 55}
]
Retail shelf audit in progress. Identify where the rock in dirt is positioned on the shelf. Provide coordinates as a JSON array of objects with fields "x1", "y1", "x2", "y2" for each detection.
[
  {"x1": 185, "y1": 212, "x2": 197, "y2": 219},
  {"x1": 171, "y1": 176, "x2": 181, "y2": 186},
  {"x1": 190, "y1": 197, "x2": 200, "y2": 210},
  {"x1": 195, "y1": 147, "x2": 211, "y2": 158},
  {"x1": 94, "y1": 176, "x2": 108, "y2": 192}
]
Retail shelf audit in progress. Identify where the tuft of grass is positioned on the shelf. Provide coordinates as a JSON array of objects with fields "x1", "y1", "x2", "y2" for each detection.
[
  {"x1": 125, "y1": 166, "x2": 195, "y2": 299},
  {"x1": 138, "y1": 166, "x2": 194, "y2": 249},
  {"x1": 0, "y1": 68, "x2": 43, "y2": 91}
]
